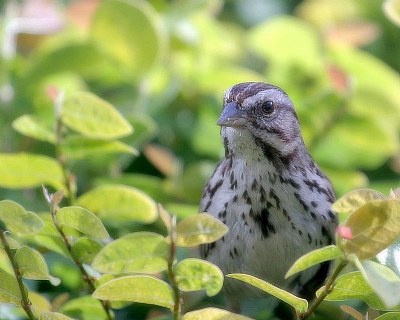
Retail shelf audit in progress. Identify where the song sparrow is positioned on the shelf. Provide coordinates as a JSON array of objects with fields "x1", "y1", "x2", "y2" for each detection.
[{"x1": 200, "y1": 82, "x2": 337, "y2": 311}]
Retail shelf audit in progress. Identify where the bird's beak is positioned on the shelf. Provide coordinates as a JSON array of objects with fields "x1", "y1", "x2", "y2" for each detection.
[{"x1": 217, "y1": 101, "x2": 247, "y2": 127}]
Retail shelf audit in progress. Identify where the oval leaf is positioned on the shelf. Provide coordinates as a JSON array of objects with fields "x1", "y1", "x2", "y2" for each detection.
[
  {"x1": 227, "y1": 274, "x2": 308, "y2": 313},
  {"x1": 175, "y1": 213, "x2": 228, "y2": 247},
  {"x1": 332, "y1": 188, "x2": 386, "y2": 215},
  {"x1": 0, "y1": 200, "x2": 43, "y2": 235},
  {"x1": 343, "y1": 199, "x2": 400, "y2": 259},
  {"x1": 56, "y1": 206, "x2": 109, "y2": 239},
  {"x1": 0, "y1": 153, "x2": 64, "y2": 190},
  {"x1": 62, "y1": 91, "x2": 132, "y2": 139},
  {"x1": 59, "y1": 296, "x2": 111, "y2": 320},
  {"x1": 183, "y1": 307, "x2": 253, "y2": 320},
  {"x1": 93, "y1": 275, "x2": 174, "y2": 309},
  {"x1": 12, "y1": 115, "x2": 56, "y2": 143},
  {"x1": 0, "y1": 268, "x2": 23, "y2": 305},
  {"x1": 354, "y1": 259, "x2": 400, "y2": 308},
  {"x1": 15, "y1": 246, "x2": 60, "y2": 285},
  {"x1": 175, "y1": 259, "x2": 223, "y2": 296},
  {"x1": 91, "y1": 0, "x2": 165, "y2": 78},
  {"x1": 71, "y1": 237, "x2": 103, "y2": 265},
  {"x1": 321, "y1": 271, "x2": 400, "y2": 311},
  {"x1": 285, "y1": 245, "x2": 343, "y2": 278},
  {"x1": 92, "y1": 232, "x2": 168, "y2": 274},
  {"x1": 75, "y1": 185, "x2": 157, "y2": 224},
  {"x1": 375, "y1": 312, "x2": 400, "y2": 320}
]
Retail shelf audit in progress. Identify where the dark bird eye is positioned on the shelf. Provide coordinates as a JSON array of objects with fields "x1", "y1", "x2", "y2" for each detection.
[{"x1": 260, "y1": 100, "x2": 274, "y2": 115}]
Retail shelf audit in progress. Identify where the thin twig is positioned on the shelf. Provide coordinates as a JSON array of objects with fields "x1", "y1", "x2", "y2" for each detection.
[
  {"x1": 0, "y1": 225, "x2": 36, "y2": 320},
  {"x1": 299, "y1": 260, "x2": 348, "y2": 320}
]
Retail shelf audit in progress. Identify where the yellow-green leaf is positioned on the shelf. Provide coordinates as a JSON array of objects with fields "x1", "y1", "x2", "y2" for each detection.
[
  {"x1": 342, "y1": 199, "x2": 400, "y2": 259},
  {"x1": 0, "y1": 268, "x2": 23, "y2": 305},
  {"x1": 0, "y1": 153, "x2": 64, "y2": 190},
  {"x1": 12, "y1": 115, "x2": 56, "y2": 143},
  {"x1": 322, "y1": 271, "x2": 400, "y2": 311},
  {"x1": 332, "y1": 188, "x2": 386, "y2": 215},
  {"x1": 175, "y1": 259, "x2": 223, "y2": 296},
  {"x1": 92, "y1": 232, "x2": 168, "y2": 274},
  {"x1": 227, "y1": 274, "x2": 308, "y2": 313},
  {"x1": 71, "y1": 237, "x2": 103, "y2": 265},
  {"x1": 15, "y1": 246, "x2": 60, "y2": 285},
  {"x1": 26, "y1": 213, "x2": 69, "y2": 258},
  {"x1": 353, "y1": 259, "x2": 400, "y2": 308},
  {"x1": 29, "y1": 291, "x2": 52, "y2": 317},
  {"x1": 375, "y1": 312, "x2": 400, "y2": 320},
  {"x1": 59, "y1": 296, "x2": 111, "y2": 320},
  {"x1": 75, "y1": 184, "x2": 157, "y2": 224},
  {"x1": 93, "y1": 275, "x2": 174, "y2": 309},
  {"x1": 175, "y1": 213, "x2": 228, "y2": 247},
  {"x1": 62, "y1": 91, "x2": 133, "y2": 139},
  {"x1": 183, "y1": 307, "x2": 254, "y2": 320},
  {"x1": 285, "y1": 245, "x2": 343, "y2": 278},
  {"x1": 91, "y1": 0, "x2": 165, "y2": 78},
  {"x1": 0, "y1": 200, "x2": 43, "y2": 235},
  {"x1": 56, "y1": 206, "x2": 109, "y2": 239},
  {"x1": 62, "y1": 135, "x2": 138, "y2": 160}
]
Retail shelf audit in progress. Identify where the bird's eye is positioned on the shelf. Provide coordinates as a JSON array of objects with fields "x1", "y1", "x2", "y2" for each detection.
[{"x1": 260, "y1": 100, "x2": 274, "y2": 115}]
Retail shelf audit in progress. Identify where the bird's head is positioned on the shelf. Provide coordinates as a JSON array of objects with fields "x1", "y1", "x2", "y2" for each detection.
[{"x1": 219, "y1": 82, "x2": 303, "y2": 158}]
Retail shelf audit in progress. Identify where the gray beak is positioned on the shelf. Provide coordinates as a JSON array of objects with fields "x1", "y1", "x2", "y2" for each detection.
[{"x1": 217, "y1": 101, "x2": 247, "y2": 127}]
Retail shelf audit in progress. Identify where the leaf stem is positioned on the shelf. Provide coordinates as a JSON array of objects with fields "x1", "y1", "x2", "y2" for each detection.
[
  {"x1": 0, "y1": 226, "x2": 36, "y2": 320},
  {"x1": 168, "y1": 215, "x2": 182, "y2": 320},
  {"x1": 46, "y1": 193, "x2": 114, "y2": 320},
  {"x1": 299, "y1": 260, "x2": 348, "y2": 320}
]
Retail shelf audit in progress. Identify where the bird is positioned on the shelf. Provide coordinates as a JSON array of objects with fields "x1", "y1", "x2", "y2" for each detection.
[{"x1": 199, "y1": 82, "x2": 337, "y2": 314}]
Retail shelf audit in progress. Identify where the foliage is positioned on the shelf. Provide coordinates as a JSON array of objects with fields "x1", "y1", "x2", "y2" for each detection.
[{"x1": 0, "y1": 0, "x2": 399, "y2": 319}]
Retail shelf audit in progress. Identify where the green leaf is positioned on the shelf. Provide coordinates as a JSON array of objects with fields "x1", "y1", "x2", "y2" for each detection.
[
  {"x1": 175, "y1": 213, "x2": 228, "y2": 247},
  {"x1": 183, "y1": 307, "x2": 254, "y2": 320},
  {"x1": 15, "y1": 246, "x2": 60, "y2": 285},
  {"x1": 375, "y1": 312, "x2": 400, "y2": 320},
  {"x1": 92, "y1": 232, "x2": 168, "y2": 274},
  {"x1": 56, "y1": 206, "x2": 109, "y2": 239},
  {"x1": 0, "y1": 236, "x2": 20, "y2": 249},
  {"x1": 26, "y1": 213, "x2": 69, "y2": 257},
  {"x1": 227, "y1": 274, "x2": 308, "y2": 313},
  {"x1": 0, "y1": 153, "x2": 64, "y2": 190},
  {"x1": 91, "y1": 0, "x2": 165, "y2": 78},
  {"x1": 0, "y1": 268, "x2": 24, "y2": 305},
  {"x1": 285, "y1": 245, "x2": 343, "y2": 278},
  {"x1": 71, "y1": 237, "x2": 103, "y2": 265},
  {"x1": 59, "y1": 296, "x2": 111, "y2": 320},
  {"x1": 321, "y1": 271, "x2": 400, "y2": 310},
  {"x1": 75, "y1": 184, "x2": 157, "y2": 224},
  {"x1": 342, "y1": 199, "x2": 400, "y2": 259},
  {"x1": 0, "y1": 200, "x2": 43, "y2": 235},
  {"x1": 29, "y1": 291, "x2": 52, "y2": 317},
  {"x1": 62, "y1": 135, "x2": 138, "y2": 160},
  {"x1": 93, "y1": 275, "x2": 174, "y2": 309},
  {"x1": 175, "y1": 259, "x2": 223, "y2": 296},
  {"x1": 353, "y1": 259, "x2": 400, "y2": 308},
  {"x1": 39, "y1": 312, "x2": 74, "y2": 320},
  {"x1": 332, "y1": 188, "x2": 386, "y2": 215},
  {"x1": 62, "y1": 91, "x2": 133, "y2": 139},
  {"x1": 12, "y1": 115, "x2": 56, "y2": 143}
]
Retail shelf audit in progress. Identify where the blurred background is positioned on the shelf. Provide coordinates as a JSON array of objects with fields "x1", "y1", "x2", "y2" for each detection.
[{"x1": 0, "y1": 0, "x2": 399, "y2": 319}]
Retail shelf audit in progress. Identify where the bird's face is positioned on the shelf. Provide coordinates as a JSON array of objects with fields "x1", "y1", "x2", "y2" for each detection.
[{"x1": 219, "y1": 82, "x2": 302, "y2": 157}]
